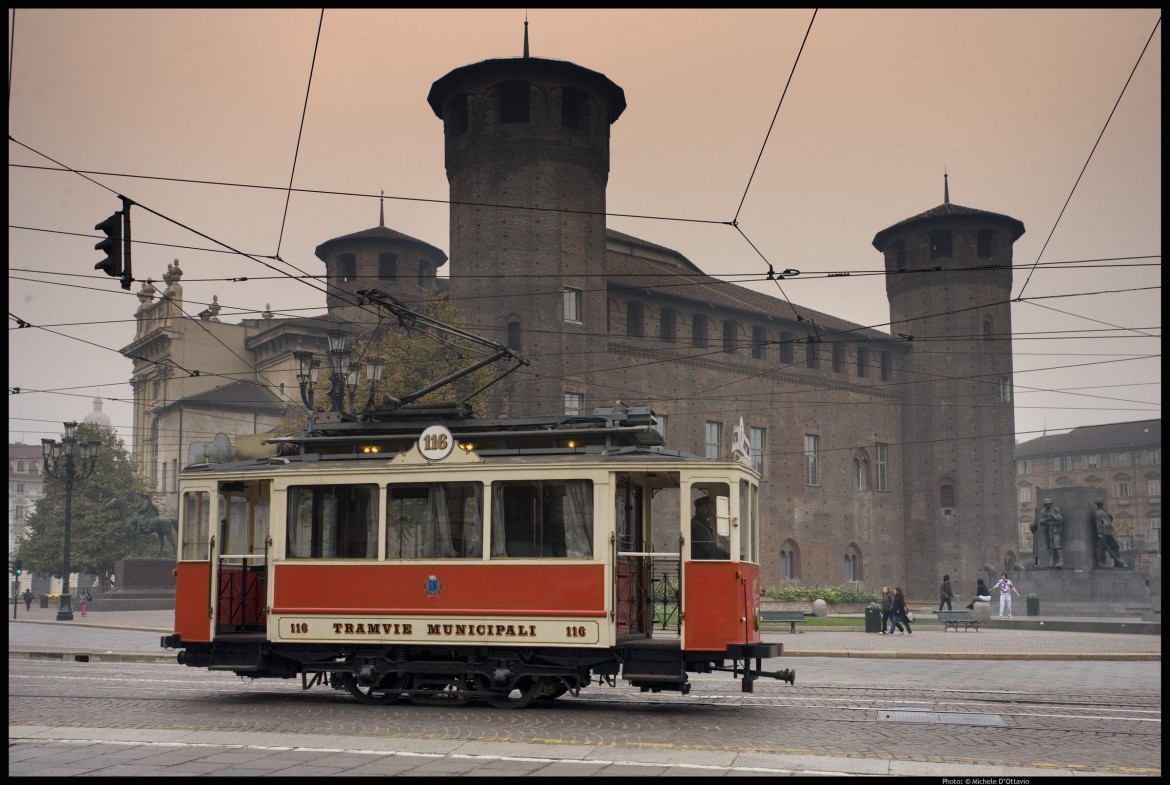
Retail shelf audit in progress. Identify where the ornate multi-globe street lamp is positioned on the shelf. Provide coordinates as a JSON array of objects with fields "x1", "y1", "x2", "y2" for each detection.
[
  {"x1": 41, "y1": 421, "x2": 100, "y2": 621},
  {"x1": 294, "y1": 328, "x2": 384, "y2": 422}
]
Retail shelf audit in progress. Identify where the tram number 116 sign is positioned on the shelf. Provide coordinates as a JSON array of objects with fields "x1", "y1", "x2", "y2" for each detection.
[{"x1": 419, "y1": 425, "x2": 455, "y2": 461}]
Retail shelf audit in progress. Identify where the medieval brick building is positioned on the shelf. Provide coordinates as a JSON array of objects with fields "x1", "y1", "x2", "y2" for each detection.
[{"x1": 122, "y1": 48, "x2": 1026, "y2": 599}]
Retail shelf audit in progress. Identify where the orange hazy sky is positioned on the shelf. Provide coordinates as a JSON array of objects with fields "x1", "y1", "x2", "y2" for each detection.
[{"x1": 8, "y1": 8, "x2": 1161, "y2": 446}]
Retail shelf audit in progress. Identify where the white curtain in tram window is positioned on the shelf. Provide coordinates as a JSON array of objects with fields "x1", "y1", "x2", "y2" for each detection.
[
  {"x1": 426, "y1": 484, "x2": 456, "y2": 558},
  {"x1": 287, "y1": 489, "x2": 305, "y2": 558},
  {"x1": 364, "y1": 490, "x2": 378, "y2": 558},
  {"x1": 563, "y1": 481, "x2": 593, "y2": 558},
  {"x1": 463, "y1": 489, "x2": 483, "y2": 558},
  {"x1": 490, "y1": 484, "x2": 507, "y2": 556}
]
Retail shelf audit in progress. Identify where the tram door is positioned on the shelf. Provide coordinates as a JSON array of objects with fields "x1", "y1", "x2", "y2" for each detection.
[
  {"x1": 214, "y1": 480, "x2": 270, "y2": 633},
  {"x1": 614, "y1": 476, "x2": 651, "y2": 637}
]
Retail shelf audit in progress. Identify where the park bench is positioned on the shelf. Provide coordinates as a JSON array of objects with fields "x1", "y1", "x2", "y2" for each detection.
[
  {"x1": 937, "y1": 609, "x2": 981, "y2": 632},
  {"x1": 760, "y1": 609, "x2": 811, "y2": 633}
]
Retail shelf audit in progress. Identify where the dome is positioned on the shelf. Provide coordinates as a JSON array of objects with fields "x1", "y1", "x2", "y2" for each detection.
[{"x1": 83, "y1": 397, "x2": 112, "y2": 431}]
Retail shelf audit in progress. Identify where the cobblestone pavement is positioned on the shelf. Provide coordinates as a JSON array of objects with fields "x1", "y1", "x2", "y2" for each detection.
[{"x1": 9, "y1": 606, "x2": 1161, "y2": 777}]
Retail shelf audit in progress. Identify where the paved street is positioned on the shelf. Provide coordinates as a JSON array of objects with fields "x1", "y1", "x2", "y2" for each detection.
[{"x1": 8, "y1": 606, "x2": 1160, "y2": 776}]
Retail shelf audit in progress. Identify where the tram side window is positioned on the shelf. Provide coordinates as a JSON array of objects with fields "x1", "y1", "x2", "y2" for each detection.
[
  {"x1": 739, "y1": 480, "x2": 757, "y2": 563},
  {"x1": 287, "y1": 484, "x2": 378, "y2": 559},
  {"x1": 490, "y1": 479, "x2": 593, "y2": 558},
  {"x1": 181, "y1": 490, "x2": 211, "y2": 560},
  {"x1": 386, "y1": 482, "x2": 484, "y2": 559}
]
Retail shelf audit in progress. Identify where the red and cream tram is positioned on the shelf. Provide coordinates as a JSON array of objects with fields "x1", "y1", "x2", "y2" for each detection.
[{"x1": 161, "y1": 404, "x2": 792, "y2": 707}]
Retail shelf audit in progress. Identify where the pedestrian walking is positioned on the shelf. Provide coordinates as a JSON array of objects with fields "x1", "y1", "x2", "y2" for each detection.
[
  {"x1": 892, "y1": 586, "x2": 912, "y2": 635},
  {"x1": 22, "y1": 588, "x2": 34, "y2": 611},
  {"x1": 879, "y1": 586, "x2": 904, "y2": 635},
  {"x1": 993, "y1": 572, "x2": 1020, "y2": 618},
  {"x1": 80, "y1": 589, "x2": 92, "y2": 617},
  {"x1": 938, "y1": 574, "x2": 954, "y2": 612}
]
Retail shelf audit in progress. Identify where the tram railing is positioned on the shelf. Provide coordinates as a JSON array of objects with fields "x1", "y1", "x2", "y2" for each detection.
[
  {"x1": 616, "y1": 551, "x2": 681, "y2": 639},
  {"x1": 215, "y1": 554, "x2": 267, "y2": 633}
]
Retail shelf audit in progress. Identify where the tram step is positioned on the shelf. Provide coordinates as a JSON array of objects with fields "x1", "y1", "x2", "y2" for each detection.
[
  {"x1": 207, "y1": 664, "x2": 261, "y2": 671},
  {"x1": 621, "y1": 672, "x2": 686, "y2": 682}
]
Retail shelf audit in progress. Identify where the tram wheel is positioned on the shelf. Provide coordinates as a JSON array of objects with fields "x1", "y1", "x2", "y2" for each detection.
[
  {"x1": 476, "y1": 675, "x2": 540, "y2": 709},
  {"x1": 335, "y1": 671, "x2": 402, "y2": 705}
]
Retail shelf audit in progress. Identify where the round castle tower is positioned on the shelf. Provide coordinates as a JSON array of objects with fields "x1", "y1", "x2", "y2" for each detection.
[
  {"x1": 427, "y1": 48, "x2": 626, "y2": 416},
  {"x1": 313, "y1": 199, "x2": 448, "y2": 327},
  {"x1": 873, "y1": 176, "x2": 1025, "y2": 597}
]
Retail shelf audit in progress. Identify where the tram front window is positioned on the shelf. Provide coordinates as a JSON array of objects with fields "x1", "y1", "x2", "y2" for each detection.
[{"x1": 689, "y1": 483, "x2": 731, "y2": 560}]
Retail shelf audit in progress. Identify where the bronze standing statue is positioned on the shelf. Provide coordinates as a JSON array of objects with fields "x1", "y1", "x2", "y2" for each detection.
[
  {"x1": 105, "y1": 494, "x2": 178, "y2": 558},
  {"x1": 1031, "y1": 497, "x2": 1064, "y2": 568},
  {"x1": 1093, "y1": 499, "x2": 1128, "y2": 568}
]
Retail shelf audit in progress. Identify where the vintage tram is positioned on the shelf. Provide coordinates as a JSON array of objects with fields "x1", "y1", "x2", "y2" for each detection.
[{"x1": 160, "y1": 292, "x2": 791, "y2": 708}]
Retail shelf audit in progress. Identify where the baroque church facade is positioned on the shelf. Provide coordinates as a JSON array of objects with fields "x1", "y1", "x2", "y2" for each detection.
[{"x1": 121, "y1": 47, "x2": 1023, "y2": 599}]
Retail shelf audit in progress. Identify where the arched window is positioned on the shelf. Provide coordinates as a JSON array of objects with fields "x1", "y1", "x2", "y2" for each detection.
[
  {"x1": 977, "y1": 229, "x2": 995, "y2": 259},
  {"x1": 506, "y1": 321, "x2": 521, "y2": 352},
  {"x1": 379, "y1": 253, "x2": 398, "y2": 281},
  {"x1": 844, "y1": 550, "x2": 860, "y2": 582},
  {"x1": 660, "y1": 308, "x2": 677, "y2": 343},
  {"x1": 446, "y1": 93, "x2": 469, "y2": 136},
  {"x1": 940, "y1": 484, "x2": 956, "y2": 508},
  {"x1": 854, "y1": 454, "x2": 871, "y2": 491},
  {"x1": 1000, "y1": 376, "x2": 1012, "y2": 403},
  {"x1": 417, "y1": 261, "x2": 434, "y2": 286},
  {"x1": 779, "y1": 331, "x2": 795, "y2": 363},
  {"x1": 692, "y1": 314, "x2": 708, "y2": 348},
  {"x1": 338, "y1": 253, "x2": 357, "y2": 283},
  {"x1": 780, "y1": 540, "x2": 800, "y2": 580},
  {"x1": 805, "y1": 338, "x2": 818, "y2": 368},
  {"x1": 983, "y1": 318, "x2": 993, "y2": 341},
  {"x1": 723, "y1": 320, "x2": 739, "y2": 353},
  {"x1": 561, "y1": 86, "x2": 587, "y2": 129},
  {"x1": 831, "y1": 342, "x2": 844, "y2": 372},
  {"x1": 497, "y1": 80, "x2": 530, "y2": 123},
  {"x1": 751, "y1": 326, "x2": 766, "y2": 359},
  {"x1": 892, "y1": 239, "x2": 907, "y2": 269},
  {"x1": 857, "y1": 347, "x2": 870, "y2": 377},
  {"x1": 626, "y1": 301, "x2": 644, "y2": 338},
  {"x1": 930, "y1": 230, "x2": 952, "y2": 260},
  {"x1": 880, "y1": 351, "x2": 892, "y2": 381}
]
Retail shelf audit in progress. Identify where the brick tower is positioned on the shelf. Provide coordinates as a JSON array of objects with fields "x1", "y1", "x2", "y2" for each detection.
[
  {"x1": 873, "y1": 176, "x2": 1025, "y2": 598},
  {"x1": 427, "y1": 44, "x2": 626, "y2": 416}
]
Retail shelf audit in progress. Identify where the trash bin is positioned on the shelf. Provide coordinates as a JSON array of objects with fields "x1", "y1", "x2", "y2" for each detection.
[
  {"x1": 864, "y1": 602, "x2": 882, "y2": 633},
  {"x1": 1027, "y1": 593, "x2": 1039, "y2": 616},
  {"x1": 38, "y1": 594, "x2": 48, "y2": 609}
]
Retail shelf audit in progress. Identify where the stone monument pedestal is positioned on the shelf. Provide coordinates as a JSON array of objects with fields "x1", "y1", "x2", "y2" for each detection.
[
  {"x1": 90, "y1": 557, "x2": 176, "y2": 612},
  {"x1": 972, "y1": 600, "x2": 991, "y2": 622}
]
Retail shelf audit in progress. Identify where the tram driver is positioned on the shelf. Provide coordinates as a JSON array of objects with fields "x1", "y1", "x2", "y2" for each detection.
[{"x1": 690, "y1": 496, "x2": 730, "y2": 560}]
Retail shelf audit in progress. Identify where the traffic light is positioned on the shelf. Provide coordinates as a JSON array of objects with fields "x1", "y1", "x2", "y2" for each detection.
[
  {"x1": 12, "y1": 558, "x2": 21, "y2": 576},
  {"x1": 94, "y1": 211, "x2": 123, "y2": 279}
]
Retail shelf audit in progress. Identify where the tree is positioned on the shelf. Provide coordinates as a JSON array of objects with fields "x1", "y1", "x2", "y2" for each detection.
[
  {"x1": 18, "y1": 423, "x2": 157, "y2": 590},
  {"x1": 277, "y1": 292, "x2": 502, "y2": 434}
]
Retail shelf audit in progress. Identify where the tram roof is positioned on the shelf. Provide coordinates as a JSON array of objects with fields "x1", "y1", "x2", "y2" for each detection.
[{"x1": 184, "y1": 404, "x2": 758, "y2": 471}]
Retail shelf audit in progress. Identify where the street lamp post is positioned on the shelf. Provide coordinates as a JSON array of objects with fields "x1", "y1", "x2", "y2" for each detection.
[
  {"x1": 325, "y1": 328, "x2": 352, "y2": 412},
  {"x1": 293, "y1": 329, "x2": 386, "y2": 422},
  {"x1": 41, "y1": 421, "x2": 100, "y2": 621}
]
